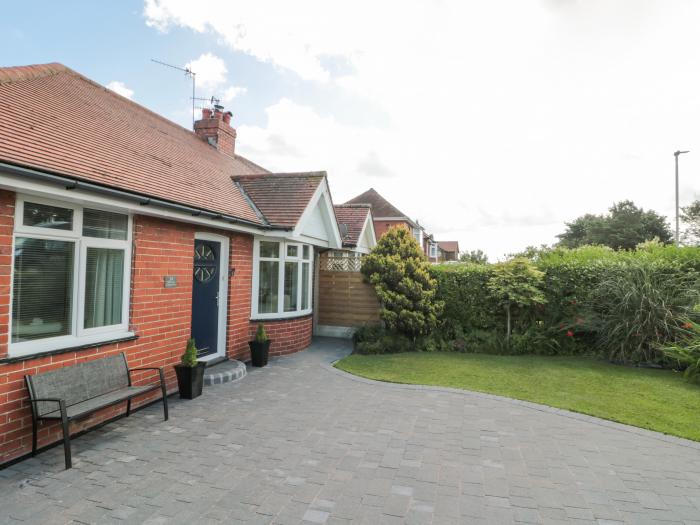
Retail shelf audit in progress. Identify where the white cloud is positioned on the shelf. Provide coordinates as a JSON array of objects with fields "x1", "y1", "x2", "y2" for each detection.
[
  {"x1": 222, "y1": 85, "x2": 247, "y2": 103},
  {"x1": 106, "y1": 81, "x2": 134, "y2": 99},
  {"x1": 185, "y1": 52, "x2": 227, "y2": 91},
  {"x1": 184, "y1": 52, "x2": 247, "y2": 108},
  {"x1": 145, "y1": 0, "x2": 700, "y2": 257}
]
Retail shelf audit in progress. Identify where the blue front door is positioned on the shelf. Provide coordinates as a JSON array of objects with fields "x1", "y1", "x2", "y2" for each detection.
[{"x1": 192, "y1": 239, "x2": 220, "y2": 358}]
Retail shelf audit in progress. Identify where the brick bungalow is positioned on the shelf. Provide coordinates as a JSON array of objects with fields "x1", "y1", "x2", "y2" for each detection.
[{"x1": 0, "y1": 63, "x2": 345, "y2": 465}]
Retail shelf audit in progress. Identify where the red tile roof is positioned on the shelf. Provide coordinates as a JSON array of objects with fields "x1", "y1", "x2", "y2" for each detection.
[
  {"x1": 334, "y1": 204, "x2": 371, "y2": 247},
  {"x1": 438, "y1": 241, "x2": 460, "y2": 253},
  {"x1": 0, "y1": 63, "x2": 269, "y2": 224},
  {"x1": 233, "y1": 172, "x2": 325, "y2": 228},
  {"x1": 344, "y1": 188, "x2": 412, "y2": 222}
]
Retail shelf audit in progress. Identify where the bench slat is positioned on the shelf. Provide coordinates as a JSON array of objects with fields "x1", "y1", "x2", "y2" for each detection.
[{"x1": 40, "y1": 385, "x2": 158, "y2": 420}]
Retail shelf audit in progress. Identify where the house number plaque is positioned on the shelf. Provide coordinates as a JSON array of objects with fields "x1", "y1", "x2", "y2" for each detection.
[{"x1": 163, "y1": 275, "x2": 177, "y2": 288}]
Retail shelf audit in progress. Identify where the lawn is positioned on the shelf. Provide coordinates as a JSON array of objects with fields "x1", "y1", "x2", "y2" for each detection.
[{"x1": 335, "y1": 352, "x2": 700, "y2": 441}]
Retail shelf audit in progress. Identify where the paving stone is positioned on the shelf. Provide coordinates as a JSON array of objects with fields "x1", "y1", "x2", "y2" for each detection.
[{"x1": 2, "y1": 338, "x2": 700, "y2": 524}]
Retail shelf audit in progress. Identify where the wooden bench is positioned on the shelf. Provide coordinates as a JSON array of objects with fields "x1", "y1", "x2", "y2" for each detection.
[{"x1": 25, "y1": 353, "x2": 168, "y2": 469}]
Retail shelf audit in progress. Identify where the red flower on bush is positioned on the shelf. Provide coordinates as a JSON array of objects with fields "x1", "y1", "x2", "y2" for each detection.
[
  {"x1": 570, "y1": 299, "x2": 577, "y2": 305},
  {"x1": 682, "y1": 322, "x2": 693, "y2": 329},
  {"x1": 566, "y1": 330, "x2": 574, "y2": 337}
]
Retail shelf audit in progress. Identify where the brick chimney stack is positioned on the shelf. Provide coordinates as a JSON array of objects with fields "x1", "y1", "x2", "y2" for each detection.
[{"x1": 194, "y1": 104, "x2": 236, "y2": 157}]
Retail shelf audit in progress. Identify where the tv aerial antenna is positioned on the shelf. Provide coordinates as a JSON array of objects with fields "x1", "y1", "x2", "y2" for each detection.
[
  {"x1": 191, "y1": 96, "x2": 221, "y2": 110},
  {"x1": 151, "y1": 58, "x2": 196, "y2": 126}
]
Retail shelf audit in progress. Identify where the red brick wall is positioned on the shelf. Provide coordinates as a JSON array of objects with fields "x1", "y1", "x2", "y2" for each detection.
[
  {"x1": 248, "y1": 316, "x2": 313, "y2": 358},
  {"x1": 226, "y1": 234, "x2": 254, "y2": 360},
  {"x1": 373, "y1": 220, "x2": 411, "y2": 239},
  {"x1": 0, "y1": 190, "x2": 14, "y2": 358},
  {"x1": 0, "y1": 192, "x2": 313, "y2": 466}
]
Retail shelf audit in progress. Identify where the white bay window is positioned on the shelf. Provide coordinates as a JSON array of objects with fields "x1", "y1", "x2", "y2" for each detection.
[
  {"x1": 10, "y1": 197, "x2": 132, "y2": 356},
  {"x1": 253, "y1": 239, "x2": 313, "y2": 318}
]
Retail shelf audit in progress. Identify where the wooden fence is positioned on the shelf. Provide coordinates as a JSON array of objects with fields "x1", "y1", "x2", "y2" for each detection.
[{"x1": 316, "y1": 253, "x2": 381, "y2": 336}]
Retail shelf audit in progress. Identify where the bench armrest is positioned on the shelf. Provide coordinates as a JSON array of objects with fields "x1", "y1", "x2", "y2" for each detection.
[
  {"x1": 127, "y1": 367, "x2": 166, "y2": 388},
  {"x1": 128, "y1": 367, "x2": 163, "y2": 373},
  {"x1": 28, "y1": 398, "x2": 68, "y2": 420}
]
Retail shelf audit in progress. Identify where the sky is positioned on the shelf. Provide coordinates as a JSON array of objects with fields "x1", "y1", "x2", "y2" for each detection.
[{"x1": 2, "y1": 0, "x2": 700, "y2": 260}]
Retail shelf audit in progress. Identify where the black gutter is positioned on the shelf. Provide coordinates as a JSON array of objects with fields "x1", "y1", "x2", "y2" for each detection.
[{"x1": 0, "y1": 161, "x2": 292, "y2": 231}]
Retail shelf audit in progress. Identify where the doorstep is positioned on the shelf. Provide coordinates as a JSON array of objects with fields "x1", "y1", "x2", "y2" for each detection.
[{"x1": 203, "y1": 359, "x2": 247, "y2": 386}]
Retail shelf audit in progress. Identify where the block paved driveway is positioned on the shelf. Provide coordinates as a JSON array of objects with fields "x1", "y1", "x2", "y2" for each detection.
[{"x1": 2, "y1": 338, "x2": 700, "y2": 524}]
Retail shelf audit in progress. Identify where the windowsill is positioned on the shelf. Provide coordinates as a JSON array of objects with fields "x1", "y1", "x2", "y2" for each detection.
[
  {"x1": 250, "y1": 312, "x2": 313, "y2": 323},
  {"x1": 0, "y1": 332, "x2": 138, "y2": 364}
]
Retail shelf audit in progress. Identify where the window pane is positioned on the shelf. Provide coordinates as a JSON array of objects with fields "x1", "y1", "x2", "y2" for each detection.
[
  {"x1": 287, "y1": 245, "x2": 298, "y2": 257},
  {"x1": 12, "y1": 237, "x2": 74, "y2": 342},
  {"x1": 23, "y1": 202, "x2": 73, "y2": 230},
  {"x1": 284, "y1": 261, "x2": 298, "y2": 312},
  {"x1": 258, "y1": 260, "x2": 279, "y2": 313},
  {"x1": 260, "y1": 241, "x2": 279, "y2": 258},
  {"x1": 84, "y1": 248, "x2": 124, "y2": 329},
  {"x1": 83, "y1": 209, "x2": 128, "y2": 240},
  {"x1": 301, "y1": 262, "x2": 310, "y2": 309},
  {"x1": 303, "y1": 245, "x2": 310, "y2": 260}
]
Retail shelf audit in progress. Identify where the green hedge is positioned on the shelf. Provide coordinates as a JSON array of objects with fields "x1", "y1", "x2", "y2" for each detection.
[{"x1": 429, "y1": 245, "x2": 700, "y2": 363}]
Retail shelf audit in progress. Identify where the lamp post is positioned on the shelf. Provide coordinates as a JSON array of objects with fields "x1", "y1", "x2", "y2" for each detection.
[{"x1": 674, "y1": 150, "x2": 689, "y2": 246}]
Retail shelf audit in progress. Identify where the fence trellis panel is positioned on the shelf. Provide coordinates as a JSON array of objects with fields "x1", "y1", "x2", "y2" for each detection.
[{"x1": 317, "y1": 253, "x2": 381, "y2": 328}]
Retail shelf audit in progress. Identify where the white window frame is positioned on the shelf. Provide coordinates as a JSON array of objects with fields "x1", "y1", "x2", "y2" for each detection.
[
  {"x1": 9, "y1": 195, "x2": 133, "y2": 357},
  {"x1": 430, "y1": 243, "x2": 438, "y2": 258},
  {"x1": 252, "y1": 238, "x2": 313, "y2": 320},
  {"x1": 413, "y1": 227, "x2": 423, "y2": 245}
]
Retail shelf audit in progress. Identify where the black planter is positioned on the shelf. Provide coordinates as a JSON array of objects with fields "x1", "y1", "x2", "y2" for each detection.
[
  {"x1": 174, "y1": 362, "x2": 206, "y2": 399},
  {"x1": 249, "y1": 340, "x2": 271, "y2": 367}
]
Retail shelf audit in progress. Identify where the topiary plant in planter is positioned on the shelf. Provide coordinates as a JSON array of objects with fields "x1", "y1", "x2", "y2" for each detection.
[
  {"x1": 174, "y1": 338, "x2": 206, "y2": 399},
  {"x1": 249, "y1": 323, "x2": 271, "y2": 367}
]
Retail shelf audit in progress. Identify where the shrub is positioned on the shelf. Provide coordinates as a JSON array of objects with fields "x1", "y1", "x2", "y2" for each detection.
[
  {"x1": 361, "y1": 228, "x2": 443, "y2": 338},
  {"x1": 352, "y1": 325, "x2": 413, "y2": 355},
  {"x1": 588, "y1": 261, "x2": 700, "y2": 364},
  {"x1": 659, "y1": 315, "x2": 700, "y2": 383},
  {"x1": 431, "y1": 263, "x2": 498, "y2": 331},
  {"x1": 429, "y1": 245, "x2": 700, "y2": 362},
  {"x1": 181, "y1": 338, "x2": 199, "y2": 367},
  {"x1": 254, "y1": 323, "x2": 269, "y2": 343}
]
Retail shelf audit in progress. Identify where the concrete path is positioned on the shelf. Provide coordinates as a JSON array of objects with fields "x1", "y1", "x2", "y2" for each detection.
[{"x1": 2, "y1": 337, "x2": 700, "y2": 524}]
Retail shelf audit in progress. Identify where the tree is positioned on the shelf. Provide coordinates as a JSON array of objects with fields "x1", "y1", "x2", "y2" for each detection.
[
  {"x1": 507, "y1": 244, "x2": 551, "y2": 261},
  {"x1": 459, "y1": 249, "x2": 488, "y2": 264},
  {"x1": 361, "y1": 228, "x2": 443, "y2": 338},
  {"x1": 486, "y1": 258, "x2": 547, "y2": 340},
  {"x1": 681, "y1": 200, "x2": 700, "y2": 246},
  {"x1": 557, "y1": 200, "x2": 672, "y2": 250}
]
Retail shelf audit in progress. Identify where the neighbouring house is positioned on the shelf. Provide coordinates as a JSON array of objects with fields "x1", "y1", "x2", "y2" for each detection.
[
  {"x1": 438, "y1": 241, "x2": 460, "y2": 262},
  {"x1": 425, "y1": 232, "x2": 441, "y2": 264},
  {"x1": 0, "y1": 62, "x2": 349, "y2": 466},
  {"x1": 344, "y1": 188, "x2": 436, "y2": 257},
  {"x1": 333, "y1": 204, "x2": 376, "y2": 255}
]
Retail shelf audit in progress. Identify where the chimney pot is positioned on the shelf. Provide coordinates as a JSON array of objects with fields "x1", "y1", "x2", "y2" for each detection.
[{"x1": 194, "y1": 104, "x2": 236, "y2": 157}]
